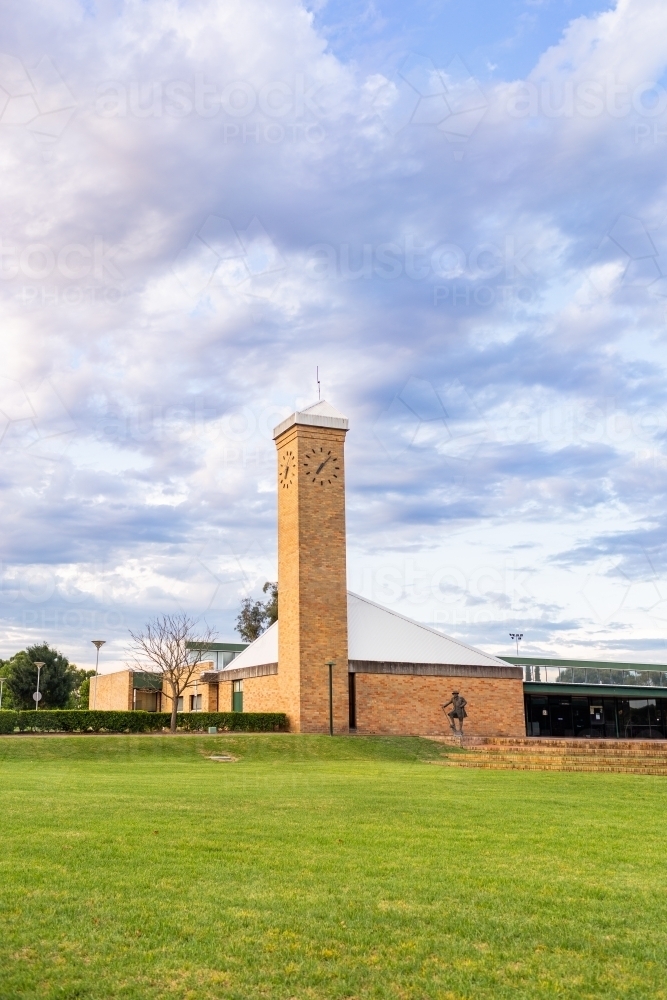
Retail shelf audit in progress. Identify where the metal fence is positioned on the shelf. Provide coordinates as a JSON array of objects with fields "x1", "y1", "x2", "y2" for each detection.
[{"x1": 524, "y1": 664, "x2": 667, "y2": 688}]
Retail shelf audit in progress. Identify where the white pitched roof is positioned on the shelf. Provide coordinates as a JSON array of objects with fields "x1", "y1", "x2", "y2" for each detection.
[
  {"x1": 229, "y1": 620, "x2": 278, "y2": 668},
  {"x1": 273, "y1": 399, "x2": 349, "y2": 439},
  {"x1": 300, "y1": 400, "x2": 347, "y2": 421},
  {"x1": 347, "y1": 592, "x2": 506, "y2": 666},
  {"x1": 226, "y1": 592, "x2": 504, "y2": 670}
]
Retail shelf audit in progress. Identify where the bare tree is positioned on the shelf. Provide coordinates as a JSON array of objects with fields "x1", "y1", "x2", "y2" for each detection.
[{"x1": 129, "y1": 614, "x2": 217, "y2": 733}]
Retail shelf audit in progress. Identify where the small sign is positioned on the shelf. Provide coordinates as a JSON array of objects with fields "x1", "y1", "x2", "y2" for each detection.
[{"x1": 32, "y1": 692, "x2": 42, "y2": 702}]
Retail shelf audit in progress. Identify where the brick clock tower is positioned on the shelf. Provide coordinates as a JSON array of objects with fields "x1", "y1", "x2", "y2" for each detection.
[{"x1": 273, "y1": 400, "x2": 349, "y2": 733}]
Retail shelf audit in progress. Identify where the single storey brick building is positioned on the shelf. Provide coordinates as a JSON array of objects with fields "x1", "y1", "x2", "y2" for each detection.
[{"x1": 92, "y1": 399, "x2": 525, "y2": 736}]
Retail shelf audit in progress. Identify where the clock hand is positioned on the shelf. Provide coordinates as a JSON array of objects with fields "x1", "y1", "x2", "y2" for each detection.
[{"x1": 315, "y1": 455, "x2": 332, "y2": 475}]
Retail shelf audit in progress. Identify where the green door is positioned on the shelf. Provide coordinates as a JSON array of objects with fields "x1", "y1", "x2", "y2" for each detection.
[{"x1": 232, "y1": 680, "x2": 243, "y2": 713}]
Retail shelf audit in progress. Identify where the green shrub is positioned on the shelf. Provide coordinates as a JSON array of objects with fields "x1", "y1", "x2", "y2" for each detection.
[
  {"x1": 0, "y1": 711, "x2": 18, "y2": 734},
  {"x1": 14, "y1": 710, "x2": 167, "y2": 733},
  {"x1": 175, "y1": 712, "x2": 286, "y2": 732},
  {"x1": 0, "y1": 710, "x2": 287, "y2": 734}
]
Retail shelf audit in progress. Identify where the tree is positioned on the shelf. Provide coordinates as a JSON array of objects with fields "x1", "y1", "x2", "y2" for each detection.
[
  {"x1": 0, "y1": 658, "x2": 13, "y2": 709},
  {"x1": 5, "y1": 643, "x2": 77, "y2": 709},
  {"x1": 262, "y1": 581, "x2": 278, "y2": 627},
  {"x1": 67, "y1": 668, "x2": 96, "y2": 709},
  {"x1": 235, "y1": 582, "x2": 278, "y2": 642},
  {"x1": 129, "y1": 614, "x2": 217, "y2": 733}
]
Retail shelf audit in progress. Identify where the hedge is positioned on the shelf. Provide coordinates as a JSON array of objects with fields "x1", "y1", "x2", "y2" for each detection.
[{"x1": 0, "y1": 710, "x2": 287, "y2": 734}]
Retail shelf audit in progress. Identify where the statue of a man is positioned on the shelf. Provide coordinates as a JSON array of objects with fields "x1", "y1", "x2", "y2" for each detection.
[{"x1": 442, "y1": 691, "x2": 467, "y2": 733}]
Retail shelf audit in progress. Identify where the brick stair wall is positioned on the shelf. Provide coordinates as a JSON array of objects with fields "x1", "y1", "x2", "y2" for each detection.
[{"x1": 430, "y1": 735, "x2": 667, "y2": 774}]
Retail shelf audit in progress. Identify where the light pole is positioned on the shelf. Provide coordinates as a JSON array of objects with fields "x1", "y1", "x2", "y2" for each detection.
[
  {"x1": 91, "y1": 640, "x2": 106, "y2": 710},
  {"x1": 509, "y1": 632, "x2": 523, "y2": 657},
  {"x1": 0, "y1": 675, "x2": 6, "y2": 709},
  {"x1": 326, "y1": 660, "x2": 335, "y2": 736},
  {"x1": 33, "y1": 662, "x2": 45, "y2": 709}
]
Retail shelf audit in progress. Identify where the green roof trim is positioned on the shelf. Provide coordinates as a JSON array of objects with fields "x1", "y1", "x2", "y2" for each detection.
[
  {"x1": 502, "y1": 655, "x2": 667, "y2": 670},
  {"x1": 524, "y1": 682, "x2": 667, "y2": 698},
  {"x1": 185, "y1": 642, "x2": 248, "y2": 652},
  {"x1": 132, "y1": 672, "x2": 163, "y2": 691}
]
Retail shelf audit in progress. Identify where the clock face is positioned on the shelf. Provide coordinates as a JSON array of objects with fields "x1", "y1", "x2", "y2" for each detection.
[
  {"x1": 303, "y1": 445, "x2": 341, "y2": 486},
  {"x1": 279, "y1": 449, "x2": 295, "y2": 488}
]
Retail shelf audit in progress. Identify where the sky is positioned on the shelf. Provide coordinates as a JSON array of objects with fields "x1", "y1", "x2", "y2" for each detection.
[{"x1": 2, "y1": 0, "x2": 667, "y2": 672}]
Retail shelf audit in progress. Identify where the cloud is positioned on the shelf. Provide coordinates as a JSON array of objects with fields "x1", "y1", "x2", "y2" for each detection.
[{"x1": 1, "y1": 0, "x2": 667, "y2": 668}]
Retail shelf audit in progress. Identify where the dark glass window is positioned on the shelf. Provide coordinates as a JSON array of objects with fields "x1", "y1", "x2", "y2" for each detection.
[{"x1": 526, "y1": 695, "x2": 666, "y2": 739}]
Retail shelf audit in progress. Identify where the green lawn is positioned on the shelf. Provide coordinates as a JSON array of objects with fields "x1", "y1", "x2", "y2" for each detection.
[{"x1": 1, "y1": 734, "x2": 666, "y2": 1000}]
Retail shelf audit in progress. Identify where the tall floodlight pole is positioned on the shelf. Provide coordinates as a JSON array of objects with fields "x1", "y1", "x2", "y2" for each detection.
[
  {"x1": 326, "y1": 661, "x2": 335, "y2": 736},
  {"x1": 33, "y1": 662, "x2": 45, "y2": 709},
  {"x1": 91, "y1": 640, "x2": 106, "y2": 710},
  {"x1": 509, "y1": 633, "x2": 523, "y2": 657}
]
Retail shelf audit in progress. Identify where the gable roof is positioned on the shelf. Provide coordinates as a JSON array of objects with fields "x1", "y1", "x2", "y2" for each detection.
[
  {"x1": 347, "y1": 592, "x2": 507, "y2": 666},
  {"x1": 226, "y1": 592, "x2": 504, "y2": 670},
  {"x1": 229, "y1": 620, "x2": 278, "y2": 669}
]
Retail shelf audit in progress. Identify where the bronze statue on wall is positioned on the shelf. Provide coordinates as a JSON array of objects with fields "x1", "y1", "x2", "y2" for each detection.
[{"x1": 443, "y1": 691, "x2": 467, "y2": 733}]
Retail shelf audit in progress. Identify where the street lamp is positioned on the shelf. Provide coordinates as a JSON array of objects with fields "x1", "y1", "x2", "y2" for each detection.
[
  {"x1": 91, "y1": 640, "x2": 106, "y2": 710},
  {"x1": 33, "y1": 662, "x2": 45, "y2": 709},
  {"x1": 326, "y1": 660, "x2": 335, "y2": 736},
  {"x1": 509, "y1": 633, "x2": 523, "y2": 657}
]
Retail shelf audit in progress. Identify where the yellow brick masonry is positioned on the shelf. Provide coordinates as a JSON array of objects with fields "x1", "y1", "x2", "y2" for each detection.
[
  {"x1": 89, "y1": 670, "x2": 133, "y2": 711},
  {"x1": 355, "y1": 673, "x2": 525, "y2": 737},
  {"x1": 274, "y1": 422, "x2": 349, "y2": 733},
  {"x1": 244, "y1": 672, "x2": 283, "y2": 713},
  {"x1": 167, "y1": 663, "x2": 219, "y2": 713}
]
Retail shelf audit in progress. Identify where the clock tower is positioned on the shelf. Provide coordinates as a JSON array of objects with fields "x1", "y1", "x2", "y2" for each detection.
[{"x1": 273, "y1": 400, "x2": 349, "y2": 732}]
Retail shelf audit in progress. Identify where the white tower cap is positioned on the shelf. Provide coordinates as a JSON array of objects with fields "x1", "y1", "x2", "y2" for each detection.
[{"x1": 273, "y1": 400, "x2": 349, "y2": 439}]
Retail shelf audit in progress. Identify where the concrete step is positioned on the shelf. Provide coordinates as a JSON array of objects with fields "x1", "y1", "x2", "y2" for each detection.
[
  {"x1": 467, "y1": 749, "x2": 667, "y2": 761},
  {"x1": 453, "y1": 751, "x2": 667, "y2": 761},
  {"x1": 436, "y1": 736, "x2": 667, "y2": 756},
  {"x1": 439, "y1": 758, "x2": 667, "y2": 775}
]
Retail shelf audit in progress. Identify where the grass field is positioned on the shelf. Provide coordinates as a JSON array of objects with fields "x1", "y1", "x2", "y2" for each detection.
[{"x1": 1, "y1": 733, "x2": 666, "y2": 1000}]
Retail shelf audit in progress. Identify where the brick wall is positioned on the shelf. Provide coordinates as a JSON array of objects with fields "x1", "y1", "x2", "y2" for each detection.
[
  {"x1": 355, "y1": 673, "x2": 526, "y2": 737},
  {"x1": 205, "y1": 681, "x2": 218, "y2": 713},
  {"x1": 244, "y1": 672, "x2": 285, "y2": 714},
  {"x1": 171, "y1": 662, "x2": 216, "y2": 713},
  {"x1": 89, "y1": 670, "x2": 133, "y2": 711},
  {"x1": 217, "y1": 679, "x2": 232, "y2": 712},
  {"x1": 275, "y1": 422, "x2": 349, "y2": 733}
]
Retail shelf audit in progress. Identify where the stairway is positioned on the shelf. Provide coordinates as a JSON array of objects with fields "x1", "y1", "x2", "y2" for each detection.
[{"x1": 433, "y1": 736, "x2": 667, "y2": 774}]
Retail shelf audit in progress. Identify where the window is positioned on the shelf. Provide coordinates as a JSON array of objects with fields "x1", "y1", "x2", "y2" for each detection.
[
  {"x1": 189, "y1": 693, "x2": 202, "y2": 712},
  {"x1": 177, "y1": 696, "x2": 184, "y2": 712}
]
